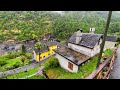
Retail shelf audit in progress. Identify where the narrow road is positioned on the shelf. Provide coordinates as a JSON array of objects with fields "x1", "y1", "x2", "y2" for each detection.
[
  {"x1": 109, "y1": 47, "x2": 120, "y2": 79},
  {"x1": 0, "y1": 63, "x2": 38, "y2": 78}
]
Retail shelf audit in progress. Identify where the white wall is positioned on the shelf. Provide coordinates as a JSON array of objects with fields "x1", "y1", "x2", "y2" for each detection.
[
  {"x1": 91, "y1": 43, "x2": 100, "y2": 56},
  {"x1": 91, "y1": 39, "x2": 102, "y2": 56},
  {"x1": 68, "y1": 43, "x2": 92, "y2": 56},
  {"x1": 55, "y1": 54, "x2": 78, "y2": 72},
  {"x1": 104, "y1": 41, "x2": 115, "y2": 51},
  {"x1": 68, "y1": 38, "x2": 102, "y2": 57}
]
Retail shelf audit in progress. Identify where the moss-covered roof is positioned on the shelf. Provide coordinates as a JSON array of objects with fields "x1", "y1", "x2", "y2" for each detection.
[{"x1": 54, "y1": 47, "x2": 91, "y2": 66}]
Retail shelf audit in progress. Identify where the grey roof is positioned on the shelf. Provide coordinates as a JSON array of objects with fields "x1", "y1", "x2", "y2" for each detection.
[
  {"x1": 54, "y1": 47, "x2": 90, "y2": 66},
  {"x1": 106, "y1": 36, "x2": 116, "y2": 42},
  {"x1": 68, "y1": 32, "x2": 103, "y2": 49},
  {"x1": 34, "y1": 46, "x2": 49, "y2": 54},
  {"x1": 15, "y1": 44, "x2": 22, "y2": 50}
]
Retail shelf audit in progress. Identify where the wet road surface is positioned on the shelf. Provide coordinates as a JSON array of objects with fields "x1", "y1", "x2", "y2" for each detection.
[{"x1": 109, "y1": 48, "x2": 120, "y2": 79}]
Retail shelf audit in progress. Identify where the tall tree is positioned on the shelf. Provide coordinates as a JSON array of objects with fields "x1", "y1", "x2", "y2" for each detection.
[
  {"x1": 34, "y1": 42, "x2": 43, "y2": 66},
  {"x1": 21, "y1": 44, "x2": 27, "y2": 55}
]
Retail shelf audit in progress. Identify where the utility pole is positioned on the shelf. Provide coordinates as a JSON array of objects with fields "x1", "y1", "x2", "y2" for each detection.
[{"x1": 96, "y1": 11, "x2": 112, "y2": 68}]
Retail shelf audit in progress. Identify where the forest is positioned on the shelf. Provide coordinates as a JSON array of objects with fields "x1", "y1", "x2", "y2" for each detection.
[{"x1": 0, "y1": 11, "x2": 120, "y2": 42}]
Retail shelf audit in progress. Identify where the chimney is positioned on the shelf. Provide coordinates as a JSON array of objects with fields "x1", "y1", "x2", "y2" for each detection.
[
  {"x1": 76, "y1": 29, "x2": 82, "y2": 44},
  {"x1": 90, "y1": 28, "x2": 95, "y2": 34}
]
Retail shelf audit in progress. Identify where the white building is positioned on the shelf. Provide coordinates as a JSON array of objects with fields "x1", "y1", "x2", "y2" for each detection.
[
  {"x1": 55, "y1": 47, "x2": 90, "y2": 73},
  {"x1": 68, "y1": 30, "x2": 103, "y2": 57},
  {"x1": 104, "y1": 36, "x2": 117, "y2": 50},
  {"x1": 54, "y1": 29, "x2": 103, "y2": 72}
]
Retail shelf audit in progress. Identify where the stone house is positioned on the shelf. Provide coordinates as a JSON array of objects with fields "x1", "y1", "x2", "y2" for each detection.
[{"x1": 54, "y1": 29, "x2": 103, "y2": 72}]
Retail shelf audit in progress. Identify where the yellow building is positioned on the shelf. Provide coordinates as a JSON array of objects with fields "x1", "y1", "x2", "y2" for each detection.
[{"x1": 33, "y1": 45, "x2": 58, "y2": 62}]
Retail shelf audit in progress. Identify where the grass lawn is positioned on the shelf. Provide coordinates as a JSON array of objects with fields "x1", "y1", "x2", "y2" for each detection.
[
  {"x1": 45, "y1": 49, "x2": 113, "y2": 79},
  {"x1": 0, "y1": 57, "x2": 30, "y2": 71},
  {"x1": 6, "y1": 66, "x2": 39, "y2": 79},
  {"x1": 27, "y1": 75, "x2": 45, "y2": 79},
  {"x1": 60, "y1": 40, "x2": 66, "y2": 44},
  {"x1": 0, "y1": 51, "x2": 32, "y2": 71},
  {"x1": 104, "y1": 49, "x2": 113, "y2": 57},
  {"x1": 45, "y1": 56, "x2": 98, "y2": 79}
]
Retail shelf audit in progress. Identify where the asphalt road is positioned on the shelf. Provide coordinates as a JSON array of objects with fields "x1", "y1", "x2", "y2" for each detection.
[{"x1": 109, "y1": 48, "x2": 120, "y2": 79}]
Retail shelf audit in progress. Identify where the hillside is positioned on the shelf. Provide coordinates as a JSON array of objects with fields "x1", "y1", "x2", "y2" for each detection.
[{"x1": 0, "y1": 11, "x2": 120, "y2": 42}]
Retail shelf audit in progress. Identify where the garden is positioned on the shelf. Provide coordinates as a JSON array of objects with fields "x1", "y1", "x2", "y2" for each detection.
[
  {"x1": 1, "y1": 48, "x2": 113, "y2": 79},
  {"x1": 4, "y1": 66, "x2": 44, "y2": 79},
  {"x1": 38, "y1": 48, "x2": 113, "y2": 79},
  {"x1": 0, "y1": 51, "x2": 32, "y2": 72}
]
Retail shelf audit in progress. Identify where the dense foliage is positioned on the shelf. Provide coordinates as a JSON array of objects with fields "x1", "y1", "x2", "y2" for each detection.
[
  {"x1": 43, "y1": 57, "x2": 59, "y2": 71},
  {"x1": 45, "y1": 56, "x2": 98, "y2": 79},
  {"x1": 0, "y1": 51, "x2": 32, "y2": 71},
  {"x1": 0, "y1": 11, "x2": 120, "y2": 42}
]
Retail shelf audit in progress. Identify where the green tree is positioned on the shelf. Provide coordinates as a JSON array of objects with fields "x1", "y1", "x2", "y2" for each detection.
[
  {"x1": 21, "y1": 56, "x2": 26, "y2": 65},
  {"x1": 34, "y1": 42, "x2": 43, "y2": 66},
  {"x1": 21, "y1": 44, "x2": 27, "y2": 55}
]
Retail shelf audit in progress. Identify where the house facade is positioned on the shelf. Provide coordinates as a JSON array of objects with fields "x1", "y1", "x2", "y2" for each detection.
[
  {"x1": 68, "y1": 30, "x2": 103, "y2": 57},
  {"x1": 104, "y1": 36, "x2": 117, "y2": 50},
  {"x1": 33, "y1": 42, "x2": 58, "y2": 62},
  {"x1": 55, "y1": 29, "x2": 103, "y2": 72},
  {"x1": 55, "y1": 53, "x2": 78, "y2": 72}
]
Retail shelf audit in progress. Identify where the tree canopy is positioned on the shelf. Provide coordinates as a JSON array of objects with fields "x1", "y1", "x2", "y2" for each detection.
[{"x1": 0, "y1": 11, "x2": 120, "y2": 42}]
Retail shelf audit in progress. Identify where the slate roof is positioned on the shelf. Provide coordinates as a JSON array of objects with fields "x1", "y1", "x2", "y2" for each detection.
[
  {"x1": 106, "y1": 36, "x2": 116, "y2": 42},
  {"x1": 54, "y1": 47, "x2": 91, "y2": 66},
  {"x1": 68, "y1": 32, "x2": 103, "y2": 49},
  {"x1": 34, "y1": 46, "x2": 49, "y2": 54},
  {"x1": 41, "y1": 41, "x2": 60, "y2": 47}
]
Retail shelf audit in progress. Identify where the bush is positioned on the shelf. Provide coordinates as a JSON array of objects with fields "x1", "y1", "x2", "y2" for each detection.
[
  {"x1": 0, "y1": 60, "x2": 7, "y2": 66},
  {"x1": 5, "y1": 66, "x2": 14, "y2": 70},
  {"x1": 117, "y1": 37, "x2": 120, "y2": 43},
  {"x1": 25, "y1": 53, "x2": 32, "y2": 59},
  {"x1": 5, "y1": 54, "x2": 14, "y2": 59},
  {"x1": 44, "y1": 57, "x2": 59, "y2": 71},
  {"x1": 13, "y1": 62, "x2": 22, "y2": 68},
  {"x1": 21, "y1": 45, "x2": 27, "y2": 55}
]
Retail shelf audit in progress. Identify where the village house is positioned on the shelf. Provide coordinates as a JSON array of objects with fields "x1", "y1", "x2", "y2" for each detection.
[
  {"x1": 104, "y1": 36, "x2": 117, "y2": 50},
  {"x1": 68, "y1": 29, "x2": 103, "y2": 57},
  {"x1": 32, "y1": 41, "x2": 58, "y2": 62},
  {"x1": 54, "y1": 28, "x2": 103, "y2": 72}
]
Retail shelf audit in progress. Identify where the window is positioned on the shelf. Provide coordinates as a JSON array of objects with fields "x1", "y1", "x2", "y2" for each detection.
[{"x1": 68, "y1": 62, "x2": 73, "y2": 70}]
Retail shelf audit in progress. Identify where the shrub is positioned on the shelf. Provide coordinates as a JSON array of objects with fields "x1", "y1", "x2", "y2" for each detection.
[
  {"x1": 25, "y1": 53, "x2": 32, "y2": 59},
  {"x1": 117, "y1": 37, "x2": 120, "y2": 44},
  {"x1": 5, "y1": 66, "x2": 14, "y2": 70},
  {"x1": 13, "y1": 62, "x2": 22, "y2": 68},
  {"x1": 5, "y1": 54, "x2": 14, "y2": 59},
  {"x1": 0, "y1": 60, "x2": 7, "y2": 67},
  {"x1": 104, "y1": 48, "x2": 112, "y2": 57},
  {"x1": 21, "y1": 56, "x2": 26, "y2": 65},
  {"x1": 21, "y1": 45, "x2": 27, "y2": 55},
  {"x1": 5, "y1": 52, "x2": 21, "y2": 59},
  {"x1": 44, "y1": 57, "x2": 59, "y2": 71}
]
